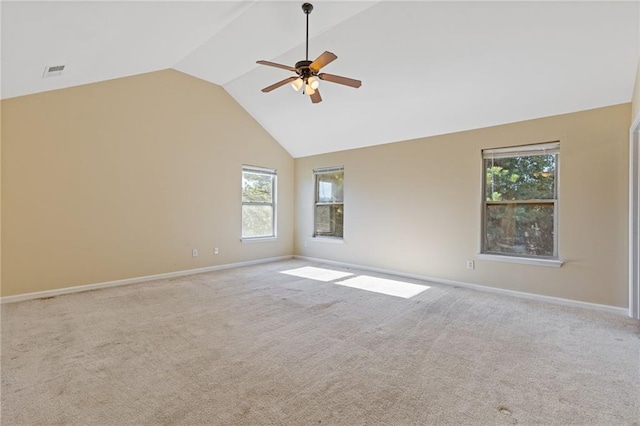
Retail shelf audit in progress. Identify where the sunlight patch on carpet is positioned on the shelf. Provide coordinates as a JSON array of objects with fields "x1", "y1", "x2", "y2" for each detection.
[
  {"x1": 335, "y1": 275, "x2": 429, "y2": 298},
  {"x1": 280, "y1": 266, "x2": 354, "y2": 282}
]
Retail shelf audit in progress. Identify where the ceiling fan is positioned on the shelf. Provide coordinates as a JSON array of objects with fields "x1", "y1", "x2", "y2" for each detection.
[{"x1": 256, "y1": 2, "x2": 362, "y2": 104}]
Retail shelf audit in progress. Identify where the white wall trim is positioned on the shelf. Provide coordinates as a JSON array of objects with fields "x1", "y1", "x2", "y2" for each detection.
[
  {"x1": 0, "y1": 255, "x2": 293, "y2": 304},
  {"x1": 629, "y1": 114, "x2": 640, "y2": 319},
  {"x1": 4, "y1": 253, "x2": 629, "y2": 317},
  {"x1": 294, "y1": 255, "x2": 628, "y2": 316}
]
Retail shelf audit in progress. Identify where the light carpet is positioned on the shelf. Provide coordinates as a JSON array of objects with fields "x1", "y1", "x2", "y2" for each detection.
[{"x1": 1, "y1": 259, "x2": 639, "y2": 425}]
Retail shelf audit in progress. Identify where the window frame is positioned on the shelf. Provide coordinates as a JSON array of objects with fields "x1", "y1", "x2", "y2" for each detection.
[
  {"x1": 241, "y1": 165, "x2": 277, "y2": 241},
  {"x1": 313, "y1": 166, "x2": 344, "y2": 240},
  {"x1": 480, "y1": 142, "x2": 560, "y2": 261}
]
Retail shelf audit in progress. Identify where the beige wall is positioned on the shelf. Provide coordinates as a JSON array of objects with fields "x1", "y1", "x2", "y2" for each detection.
[
  {"x1": 295, "y1": 104, "x2": 630, "y2": 308},
  {"x1": 1, "y1": 69, "x2": 294, "y2": 297},
  {"x1": 1, "y1": 70, "x2": 631, "y2": 307}
]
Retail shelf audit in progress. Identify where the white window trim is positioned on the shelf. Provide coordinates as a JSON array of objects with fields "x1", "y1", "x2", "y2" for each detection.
[
  {"x1": 477, "y1": 253, "x2": 563, "y2": 267},
  {"x1": 313, "y1": 166, "x2": 344, "y2": 240},
  {"x1": 308, "y1": 236, "x2": 345, "y2": 244},
  {"x1": 241, "y1": 236, "x2": 278, "y2": 244},
  {"x1": 629, "y1": 116, "x2": 640, "y2": 319},
  {"x1": 242, "y1": 165, "x2": 277, "y2": 240},
  {"x1": 481, "y1": 142, "x2": 561, "y2": 263}
]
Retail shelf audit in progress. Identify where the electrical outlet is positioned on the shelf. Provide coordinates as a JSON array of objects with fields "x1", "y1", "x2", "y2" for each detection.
[
  {"x1": 466, "y1": 260, "x2": 474, "y2": 270},
  {"x1": 192, "y1": 249, "x2": 198, "y2": 258},
  {"x1": 214, "y1": 248, "x2": 219, "y2": 255}
]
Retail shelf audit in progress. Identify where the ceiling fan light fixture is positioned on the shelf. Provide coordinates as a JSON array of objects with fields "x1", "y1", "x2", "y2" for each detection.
[
  {"x1": 291, "y1": 77, "x2": 303, "y2": 91},
  {"x1": 256, "y1": 2, "x2": 361, "y2": 103},
  {"x1": 304, "y1": 83, "x2": 316, "y2": 95},
  {"x1": 308, "y1": 76, "x2": 320, "y2": 90}
]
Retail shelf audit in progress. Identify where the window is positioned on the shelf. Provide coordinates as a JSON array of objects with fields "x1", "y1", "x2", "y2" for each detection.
[
  {"x1": 314, "y1": 167, "x2": 344, "y2": 238},
  {"x1": 242, "y1": 166, "x2": 276, "y2": 239},
  {"x1": 482, "y1": 142, "x2": 559, "y2": 259}
]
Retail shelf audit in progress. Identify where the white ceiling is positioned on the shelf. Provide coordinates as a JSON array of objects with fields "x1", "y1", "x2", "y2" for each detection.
[{"x1": 2, "y1": 1, "x2": 638, "y2": 158}]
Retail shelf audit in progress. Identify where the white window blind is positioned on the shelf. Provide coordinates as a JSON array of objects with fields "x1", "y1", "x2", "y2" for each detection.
[{"x1": 483, "y1": 142, "x2": 560, "y2": 159}]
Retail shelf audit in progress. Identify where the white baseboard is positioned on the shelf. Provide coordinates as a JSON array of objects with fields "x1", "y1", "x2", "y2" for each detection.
[
  {"x1": 3, "y1": 254, "x2": 628, "y2": 317},
  {"x1": 294, "y1": 256, "x2": 628, "y2": 316},
  {"x1": 0, "y1": 255, "x2": 293, "y2": 304}
]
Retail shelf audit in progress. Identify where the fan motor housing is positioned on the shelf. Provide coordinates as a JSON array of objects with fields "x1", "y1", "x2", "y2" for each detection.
[{"x1": 295, "y1": 60, "x2": 314, "y2": 78}]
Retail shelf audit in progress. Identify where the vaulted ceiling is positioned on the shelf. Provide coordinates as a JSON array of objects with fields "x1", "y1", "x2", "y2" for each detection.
[{"x1": 2, "y1": 1, "x2": 638, "y2": 157}]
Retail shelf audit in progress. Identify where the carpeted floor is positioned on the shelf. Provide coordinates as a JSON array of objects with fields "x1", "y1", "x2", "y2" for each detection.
[{"x1": 2, "y1": 259, "x2": 639, "y2": 425}]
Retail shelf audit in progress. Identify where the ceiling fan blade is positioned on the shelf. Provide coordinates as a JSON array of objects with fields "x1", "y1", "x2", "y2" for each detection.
[
  {"x1": 261, "y1": 76, "x2": 298, "y2": 93},
  {"x1": 310, "y1": 51, "x2": 338, "y2": 71},
  {"x1": 318, "y1": 73, "x2": 362, "y2": 89},
  {"x1": 310, "y1": 89, "x2": 322, "y2": 104},
  {"x1": 256, "y1": 60, "x2": 297, "y2": 72}
]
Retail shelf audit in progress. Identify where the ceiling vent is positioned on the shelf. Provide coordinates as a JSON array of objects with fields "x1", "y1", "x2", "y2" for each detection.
[{"x1": 42, "y1": 64, "x2": 66, "y2": 78}]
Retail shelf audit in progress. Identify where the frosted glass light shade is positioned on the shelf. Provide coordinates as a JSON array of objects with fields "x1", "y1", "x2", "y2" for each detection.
[
  {"x1": 304, "y1": 84, "x2": 316, "y2": 95},
  {"x1": 291, "y1": 78, "x2": 303, "y2": 91},
  {"x1": 308, "y1": 76, "x2": 320, "y2": 90}
]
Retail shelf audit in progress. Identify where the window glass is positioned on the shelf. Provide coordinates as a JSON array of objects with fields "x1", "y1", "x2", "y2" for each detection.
[
  {"x1": 242, "y1": 205, "x2": 274, "y2": 238},
  {"x1": 485, "y1": 203, "x2": 555, "y2": 257},
  {"x1": 316, "y1": 173, "x2": 344, "y2": 203},
  {"x1": 485, "y1": 155, "x2": 556, "y2": 201},
  {"x1": 315, "y1": 205, "x2": 344, "y2": 238}
]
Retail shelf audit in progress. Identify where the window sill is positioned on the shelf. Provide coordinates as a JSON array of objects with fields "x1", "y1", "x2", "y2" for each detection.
[
  {"x1": 241, "y1": 237, "x2": 278, "y2": 244},
  {"x1": 477, "y1": 253, "x2": 563, "y2": 268},
  {"x1": 310, "y1": 237, "x2": 344, "y2": 244}
]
